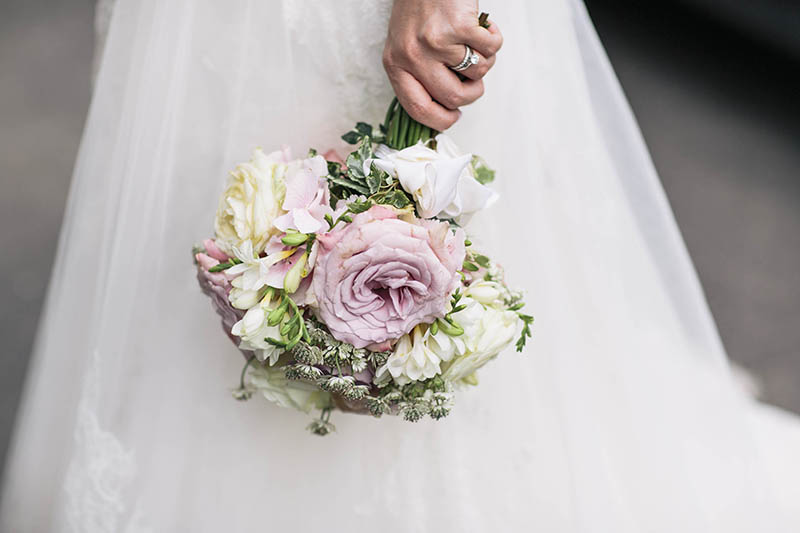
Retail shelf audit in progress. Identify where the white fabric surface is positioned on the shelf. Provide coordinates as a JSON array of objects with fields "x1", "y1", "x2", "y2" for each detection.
[{"x1": 1, "y1": 0, "x2": 798, "y2": 531}]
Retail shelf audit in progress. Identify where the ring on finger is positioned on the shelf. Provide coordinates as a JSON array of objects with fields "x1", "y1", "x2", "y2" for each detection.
[{"x1": 449, "y1": 45, "x2": 479, "y2": 72}]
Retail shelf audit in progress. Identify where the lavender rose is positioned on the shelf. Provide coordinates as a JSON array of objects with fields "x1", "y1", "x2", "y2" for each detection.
[{"x1": 312, "y1": 205, "x2": 466, "y2": 348}]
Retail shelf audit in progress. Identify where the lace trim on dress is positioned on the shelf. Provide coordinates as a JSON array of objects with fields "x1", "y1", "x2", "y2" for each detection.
[{"x1": 62, "y1": 351, "x2": 148, "y2": 533}]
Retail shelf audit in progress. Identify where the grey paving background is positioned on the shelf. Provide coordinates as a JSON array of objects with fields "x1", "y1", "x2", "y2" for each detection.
[{"x1": 0, "y1": 0, "x2": 798, "y2": 479}]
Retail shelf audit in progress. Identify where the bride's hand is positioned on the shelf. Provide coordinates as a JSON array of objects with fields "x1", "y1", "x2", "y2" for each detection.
[{"x1": 383, "y1": 0, "x2": 503, "y2": 131}]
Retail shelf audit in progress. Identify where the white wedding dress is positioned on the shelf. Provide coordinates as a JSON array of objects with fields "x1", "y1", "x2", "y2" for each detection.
[{"x1": 2, "y1": 0, "x2": 799, "y2": 531}]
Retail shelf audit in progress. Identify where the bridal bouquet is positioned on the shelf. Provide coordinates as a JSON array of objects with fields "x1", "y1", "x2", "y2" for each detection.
[{"x1": 194, "y1": 99, "x2": 532, "y2": 434}]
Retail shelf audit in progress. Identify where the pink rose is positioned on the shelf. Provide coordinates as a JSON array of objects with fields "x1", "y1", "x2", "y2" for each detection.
[{"x1": 312, "y1": 205, "x2": 466, "y2": 348}]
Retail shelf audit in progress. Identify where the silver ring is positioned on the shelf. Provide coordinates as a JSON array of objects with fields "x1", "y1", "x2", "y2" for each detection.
[{"x1": 450, "y1": 45, "x2": 479, "y2": 72}]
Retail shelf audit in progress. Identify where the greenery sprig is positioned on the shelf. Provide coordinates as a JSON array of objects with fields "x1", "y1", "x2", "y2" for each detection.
[{"x1": 515, "y1": 313, "x2": 534, "y2": 352}]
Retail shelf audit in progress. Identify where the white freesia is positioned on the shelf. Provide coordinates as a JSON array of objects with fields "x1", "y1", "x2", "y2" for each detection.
[
  {"x1": 226, "y1": 240, "x2": 294, "y2": 310},
  {"x1": 230, "y1": 295, "x2": 283, "y2": 364},
  {"x1": 463, "y1": 279, "x2": 508, "y2": 307},
  {"x1": 214, "y1": 147, "x2": 289, "y2": 255},
  {"x1": 372, "y1": 134, "x2": 497, "y2": 223},
  {"x1": 378, "y1": 326, "x2": 454, "y2": 386},
  {"x1": 247, "y1": 363, "x2": 330, "y2": 413}
]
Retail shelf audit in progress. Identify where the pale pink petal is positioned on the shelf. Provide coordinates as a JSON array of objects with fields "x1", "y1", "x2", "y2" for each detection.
[
  {"x1": 203, "y1": 239, "x2": 229, "y2": 262},
  {"x1": 282, "y1": 168, "x2": 319, "y2": 210},
  {"x1": 292, "y1": 208, "x2": 323, "y2": 234}
]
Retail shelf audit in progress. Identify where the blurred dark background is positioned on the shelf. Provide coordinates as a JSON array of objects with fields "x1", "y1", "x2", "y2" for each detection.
[{"x1": 1, "y1": 0, "x2": 798, "y2": 480}]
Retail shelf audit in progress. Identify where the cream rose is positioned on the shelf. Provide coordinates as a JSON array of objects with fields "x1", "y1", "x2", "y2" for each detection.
[{"x1": 214, "y1": 148, "x2": 288, "y2": 255}]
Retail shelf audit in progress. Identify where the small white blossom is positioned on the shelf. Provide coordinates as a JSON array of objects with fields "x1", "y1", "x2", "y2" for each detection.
[
  {"x1": 226, "y1": 241, "x2": 294, "y2": 310},
  {"x1": 231, "y1": 296, "x2": 282, "y2": 364}
]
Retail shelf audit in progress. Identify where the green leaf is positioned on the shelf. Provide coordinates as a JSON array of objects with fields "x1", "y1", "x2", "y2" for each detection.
[
  {"x1": 341, "y1": 131, "x2": 361, "y2": 144},
  {"x1": 326, "y1": 160, "x2": 341, "y2": 177},
  {"x1": 347, "y1": 199, "x2": 374, "y2": 214},
  {"x1": 389, "y1": 191, "x2": 411, "y2": 209},
  {"x1": 471, "y1": 155, "x2": 496, "y2": 184},
  {"x1": 355, "y1": 122, "x2": 373, "y2": 136},
  {"x1": 345, "y1": 153, "x2": 365, "y2": 181},
  {"x1": 328, "y1": 176, "x2": 370, "y2": 196},
  {"x1": 515, "y1": 313, "x2": 534, "y2": 352},
  {"x1": 366, "y1": 172, "x2": 382, "y2": 194},
  {"x1": 475, "y1": 166, "x2": 495, "y2": 185},
  {"x1": 357, "y1": 137, "x2": 372, "y2": 162}
]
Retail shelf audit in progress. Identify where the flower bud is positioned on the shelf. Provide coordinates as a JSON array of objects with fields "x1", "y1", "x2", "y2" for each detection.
[
  {"x1": 436, "y1": 317, "x2": 464, "y2": 336},
  {"x1": 465, "y1": 281, "x2": 503, "y2": 305},
  {"x1": 283, "y1": 252, "x2": 308, "y2": 294},
  {"x1": 267, "y1": 297, "x2": 289, "y2": 326},
  {"x1": 281, "y1": 232, "x2": 309, "y2": 247}
]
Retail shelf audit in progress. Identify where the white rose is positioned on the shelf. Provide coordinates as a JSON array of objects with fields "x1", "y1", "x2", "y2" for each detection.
[
  {"x1": 372, "y1": 134, "x2": 497, "y2": 223},
  {"x1": 214, "y1": 148, "x2": 288, "y2": 255}
]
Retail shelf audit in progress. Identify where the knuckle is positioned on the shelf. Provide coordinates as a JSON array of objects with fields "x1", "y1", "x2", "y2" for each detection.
[
  {"x1": 440, "y1": 88, "x2": 463, "y2": 109},
  {"x1": 400, "y1": 39, "x2": 423, "y2": 64},
  {"x1": 470, "y1": 62, "x2": 489, "y2": 79},
  {"x1": 405, "y1": 99, "x2": 428, "y2": 120},
  {"x1": 454, "y1": 16, "x2": 475, "y2": 34},
  {"x1": 419, "y1": 30, "x2": 440, "y2": 50}
]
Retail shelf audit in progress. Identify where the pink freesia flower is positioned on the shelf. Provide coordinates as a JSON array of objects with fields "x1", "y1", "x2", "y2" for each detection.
[
  {"x1": 312, "y1": 205, "x2": 466, "y2": 348},
  {"x1": 273, "y1": 155, "x2": 332, "y2": 234}
]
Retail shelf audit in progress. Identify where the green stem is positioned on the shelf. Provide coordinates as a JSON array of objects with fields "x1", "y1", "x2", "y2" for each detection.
[
  {"x1": 384, "y1": 97, "x2": 398, "y2": 134},
  {"x1": 239, "y1": 357, "x2": 256, "y2": 389},
  {"x1": 383, "y1": 99, "x2": 440, "y2": 149},
  {"x1": 398, "y1": 108, "x2": 410, "y2": 148},
  {"x1": 390, "y1": 111, "x2": 400, "y2": 147}
]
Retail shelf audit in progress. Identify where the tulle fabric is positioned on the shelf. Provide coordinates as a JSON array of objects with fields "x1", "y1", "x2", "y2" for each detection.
[{"x1": 1, "y1": 0, "x2": 796, "y2": 531}]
